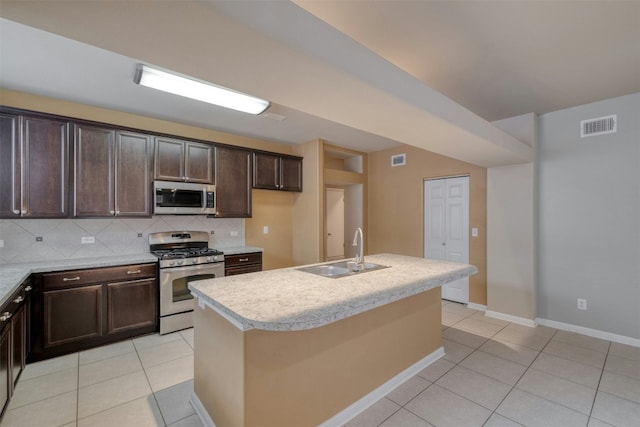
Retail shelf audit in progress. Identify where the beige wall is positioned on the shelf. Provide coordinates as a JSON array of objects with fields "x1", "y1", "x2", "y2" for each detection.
[
  {"x1": 291, "y1": 140, "x2": 323, "y2": 265},
  {"x1": 245, "y1": 190, "x2": 294, "y2": 270},
  {"x1": 369, "y1": 145, "x2": 487, "y2": 305}
]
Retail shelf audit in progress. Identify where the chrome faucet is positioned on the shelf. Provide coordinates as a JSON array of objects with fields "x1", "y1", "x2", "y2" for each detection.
[{"x1": 352, "y1": 227, "x2": 364, "y2": 269}]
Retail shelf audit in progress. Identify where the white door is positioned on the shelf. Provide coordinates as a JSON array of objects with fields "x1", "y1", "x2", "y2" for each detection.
[
  {"x1": 326, "y1": 188, "x2": 345, "y2": 261},
  {"x1": 424, "y1": 177, "x2": 469, "y2": 303}
]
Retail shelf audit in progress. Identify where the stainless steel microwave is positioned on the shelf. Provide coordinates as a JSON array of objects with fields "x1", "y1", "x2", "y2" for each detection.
[{"x1": 153, "y1": 181, "x2": 216, "y2": 215}]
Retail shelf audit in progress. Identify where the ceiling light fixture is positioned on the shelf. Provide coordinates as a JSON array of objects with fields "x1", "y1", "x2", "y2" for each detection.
[{"x1": 134, "y1": 64, "x2": 270, "y2": 115}]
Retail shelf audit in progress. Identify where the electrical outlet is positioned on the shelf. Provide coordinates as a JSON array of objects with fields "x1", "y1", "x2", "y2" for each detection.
[
  {"x1": 81, "y1": 236, "x2": 95, "y2": 244},
  {"x1": 210, "y1": 230, "x2": 215, "y2": 235},
  {"x1": 0, "y1": 239, "x2": 4, "y2": 248},
  {"x1": 263, "y1": 226, "x2": 269, "y2": 234},
  {"x1": 577, "y1": 298, "x2": 587, "y2": 310},
  {"x1": 472, "y1": 227, "x2": 479, "y2": 237},
  {"x1": 230, "y1": 231, "x2": 239, "y2": 237}
]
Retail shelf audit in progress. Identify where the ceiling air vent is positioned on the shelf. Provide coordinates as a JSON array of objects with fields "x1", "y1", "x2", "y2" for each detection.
[
  {"x1": 391, "y1": 153, "x2": 406, "y2": 167},
  {"x1": 581, "y1": 114, "x2": 617, "y2": 138}
]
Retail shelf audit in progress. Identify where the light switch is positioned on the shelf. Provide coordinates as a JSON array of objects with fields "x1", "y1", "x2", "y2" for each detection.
[
  {"x1": 81, "y1": 236, "x2": 95, "y2": 244},
  {"x1": 471, "y1": 227, "x2": 479, "y2": 237},
  {"x1": 230, "y1": 231, "x2": 239, "y2": 237},
  {"x1": 263, "y1": 226, "x2": 269, "y2": 234}
]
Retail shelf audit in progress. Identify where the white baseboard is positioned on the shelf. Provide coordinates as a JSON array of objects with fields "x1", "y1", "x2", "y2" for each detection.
[
  {"x1": 466, "y1": 302, "x2": 487, "y2": 312},
  {"x1": 319, "y1": 347, "x2": 445, "y2": 427},
  {"x1": 190, "y1": 347, "x2": 445, "y2": 427},
  {"x1": 190, "y1": 391, "x2": 216, "y2": 427},
  {"x1": 485, "y1": 310, "x2": 537, "y2": 327},
  {"x1": 537, "y1": 318, "x2": 640, "y2": 348}
]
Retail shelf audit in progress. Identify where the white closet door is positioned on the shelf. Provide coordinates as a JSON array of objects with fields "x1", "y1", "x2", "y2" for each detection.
[{"x1": 424, "y1": 177, "x2": 469, "y2": 303}]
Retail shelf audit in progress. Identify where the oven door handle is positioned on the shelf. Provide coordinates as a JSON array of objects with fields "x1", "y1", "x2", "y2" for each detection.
[{"x1": 162, "y1": 264, "x2": 223, "y2": 274}]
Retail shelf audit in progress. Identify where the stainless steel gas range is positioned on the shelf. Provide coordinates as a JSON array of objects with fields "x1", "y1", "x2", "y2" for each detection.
[{"x1": 149, "y1": 231, "x2": 224, "y2": 334}]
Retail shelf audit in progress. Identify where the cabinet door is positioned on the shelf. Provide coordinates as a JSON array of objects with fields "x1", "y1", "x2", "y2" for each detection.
[
  {"x1": 10, "y1": 304, "x2": 25, "y2": 387},
  {"x1": 0, "y1": 113, "x2": 20, "y2": 218},
  {"x1": 73, "y1": 124, "x2": 115, "y2": 216},
  {"x1": 43, "y1": 285, "x2": 103, "y2": 348},
  {"x1": 253, "y1": 152, "x2": 280, "y2": 190},
  {"x1": 280, "y1": 157, "x2": 303, "y2": 192},
  {"x1": 22, "y1": 116, "x2": 70, "y2": 217},
  {"x1": 0, "y1": 325, "x2": 9, "y2": 417},
  {"x1": 216, "y1": 146, "x2": 252, "y2": 218},
  {"x1": 107, "y1": 278, "x2": 157, "y2": 335},
  {"x1": 115, "y1": 132, "x2": 153, "y2": 216},
  {"x1": 155, "y1": 137, "x2": 185, "y2": 181},
  {"x1": 184, "y1": 142, "x2": 213, "y2": 183}
]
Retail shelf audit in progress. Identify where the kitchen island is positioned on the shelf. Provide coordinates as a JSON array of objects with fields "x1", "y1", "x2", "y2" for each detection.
[{"x1": 189, "y1": 254, "x2": 477, "y2": 427}]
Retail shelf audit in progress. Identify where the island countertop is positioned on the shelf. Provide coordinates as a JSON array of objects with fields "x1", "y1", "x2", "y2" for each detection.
[{"x1": 189, "y1": 253, "x2": 477, "y2": 332}]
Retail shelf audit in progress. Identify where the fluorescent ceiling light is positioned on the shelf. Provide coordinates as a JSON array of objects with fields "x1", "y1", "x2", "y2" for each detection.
[{"x1": 134, "y1": 65, "x2": 270, "y2": 115}]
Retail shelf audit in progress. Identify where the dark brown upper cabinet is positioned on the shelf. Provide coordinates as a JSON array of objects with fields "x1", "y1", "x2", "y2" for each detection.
[
  {"x1": 73, "y1": 124, "x2": 153, "y2": 217},
  {"x1": 253, "y1": 152, "x2": 302, "y2": 192},
  {"x1": 0, "y1": 113, "x2": 70, "y2": 218},
  {"x1": 154, "y1": 137, "x2": 213, "y2": 184},
  {"x1": 215, "y1": 146, "x2": 252, "y2": 218}
]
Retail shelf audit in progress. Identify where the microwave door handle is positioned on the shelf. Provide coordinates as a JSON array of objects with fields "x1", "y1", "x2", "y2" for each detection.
[{"x1": 203, "y1": 188, "x2": 207, "y2": 208}]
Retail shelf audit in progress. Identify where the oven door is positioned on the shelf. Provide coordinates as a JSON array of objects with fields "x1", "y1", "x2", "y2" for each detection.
[{"x1": 159, "y1": 262, "x2": 224, "y2": 317}]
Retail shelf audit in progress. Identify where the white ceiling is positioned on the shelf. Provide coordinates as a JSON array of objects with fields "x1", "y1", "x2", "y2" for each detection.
[{"x1": 1, "y1": 1, "x2": 638, "y2": 167}]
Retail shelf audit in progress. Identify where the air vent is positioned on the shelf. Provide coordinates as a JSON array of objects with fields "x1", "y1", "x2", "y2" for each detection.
[
  {"x1": 391, "y1": 153, "x2": 406, "y2": 167},
  {"x1": 581, "y1": 115, "x2": 617, "y2": 138}
]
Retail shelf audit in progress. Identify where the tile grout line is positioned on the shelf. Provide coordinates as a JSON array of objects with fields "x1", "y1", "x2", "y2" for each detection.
[
  {"x1": 133, "y1": 337, "x2": 169, "y2": 427},
  {"x1": 587, "y1": 340, "x2": 611, "y2": 423}
]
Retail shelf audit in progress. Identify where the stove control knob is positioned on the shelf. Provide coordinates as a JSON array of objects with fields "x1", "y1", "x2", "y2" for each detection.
[
  {"x1": 207, "y1": 256, "x2": 214, "y2": 262},
  {"x1": 177, "y1": 259, "x2": 184, "y2": 266},
  {"x1": 168, "y1": 261, "x2": 176, "y2": 267},
  {"x1": 191, "y1": 259, "x2": 198, "y2": 264}
]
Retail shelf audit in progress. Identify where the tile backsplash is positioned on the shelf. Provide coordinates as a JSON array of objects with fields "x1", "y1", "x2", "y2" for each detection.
[{"x1": 0, "y1": 216, "x2": 244, "y2": 264}]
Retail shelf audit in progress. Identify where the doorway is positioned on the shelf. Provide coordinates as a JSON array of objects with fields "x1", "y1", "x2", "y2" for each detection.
[
  {"x1": 424, "y1": 176, "x2": 470, "y2": 303},
  {"x1": 326, "y1": 188, "x2": 345, "y2": 261}
]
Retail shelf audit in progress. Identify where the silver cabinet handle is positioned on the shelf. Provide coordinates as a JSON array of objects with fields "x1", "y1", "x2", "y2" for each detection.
[
  {"x1": 24, "y1": 285, "x2": 32, "y2": 292},
  {"x1": 13, "y1": 209, "x2": 20, "y2": 215},
  {"x1": 13, "y1": 296, "x2": 24, "y2": 304},
  {"x1": 127, "y1": 270, "x2": 141, "y2": 275},
  {"x1": 0, "y1": 312, "x2": 12, "y2": 322},
  {"x1": 239, "y1": 258, "x2": 249, "y2": 262},
  {"x1": 115, "y1": 210, "x2": 120, "y2": 215},
  {"x1": 110, "y1": 210, "x2": 115, "y2": 215},
  {"x1": 63, "y1": 276, "x2": 81, "y2": 282},
  {"x1": 21, "y1": 209, "x2": 27, "y2": 215}
]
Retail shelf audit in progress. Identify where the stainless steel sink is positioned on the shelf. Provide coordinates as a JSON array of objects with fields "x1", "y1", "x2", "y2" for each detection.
[{"x1": 297, "y1": 260, "x2": 389, "y2": 278}]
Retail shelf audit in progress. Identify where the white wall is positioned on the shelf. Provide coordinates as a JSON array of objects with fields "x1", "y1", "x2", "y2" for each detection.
[
  {"x1": 344, "y1": 184, "x2": 363, "y2": 259},
  {"x1": 487, "y1": 113, "x2": 537, "y2": 321},
  {"x1": 537, "y1": 93, "x2": 640, "y2": 339},
  {"x1": 487, "y1": 163, "x2": 536, "y2": 320}
]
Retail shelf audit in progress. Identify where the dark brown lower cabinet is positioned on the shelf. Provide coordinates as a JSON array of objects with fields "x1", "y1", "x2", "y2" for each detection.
[
  {"x1": 31, "y1": 263, "x2": 158, "y2": 362},
  {"x1": 0, "y1": 325, "x2": 10, "y2": 418},
  {"x1": 107, "y1": 278, "x2": 156, "y2": 334},
  {"x1": 0, "y1": 279, "x2": 31, "y2": 419},
  {"x1": 224, "y1": 252, "x2": 263, "y2": 276},
  {"x1": 44, "y1": 285, "x2": 102, "y2": 348}
]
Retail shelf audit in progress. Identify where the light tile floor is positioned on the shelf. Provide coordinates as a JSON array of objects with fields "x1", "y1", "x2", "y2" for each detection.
[{"x1": 2, "y1": 301, "x2": 639, "y2": 426}]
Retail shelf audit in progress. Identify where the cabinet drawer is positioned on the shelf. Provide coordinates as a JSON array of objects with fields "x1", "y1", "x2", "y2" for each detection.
[
  {"x1": 225, "y1": 265, "x2": 262, "y2": 276},
  {"x1": 43, "y1": 263, "x2": 156, "y2": 290},
  {"x1": 224, "y1": 252, "x2": 262, "y2": 267}
]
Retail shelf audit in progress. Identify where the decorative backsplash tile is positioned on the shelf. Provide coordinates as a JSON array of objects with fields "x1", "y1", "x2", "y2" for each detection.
[{"x1": 0, "y1": 216, "x2": 244, "y2": 264}]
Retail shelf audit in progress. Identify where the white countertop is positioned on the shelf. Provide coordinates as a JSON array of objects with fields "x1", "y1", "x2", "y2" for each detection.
[
  {"x1": 189, "y1": 254, "x2": 477, "y2": 332},
  {"x1": 218, "y1": 246, "x2": 263, "y2": 256}
]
